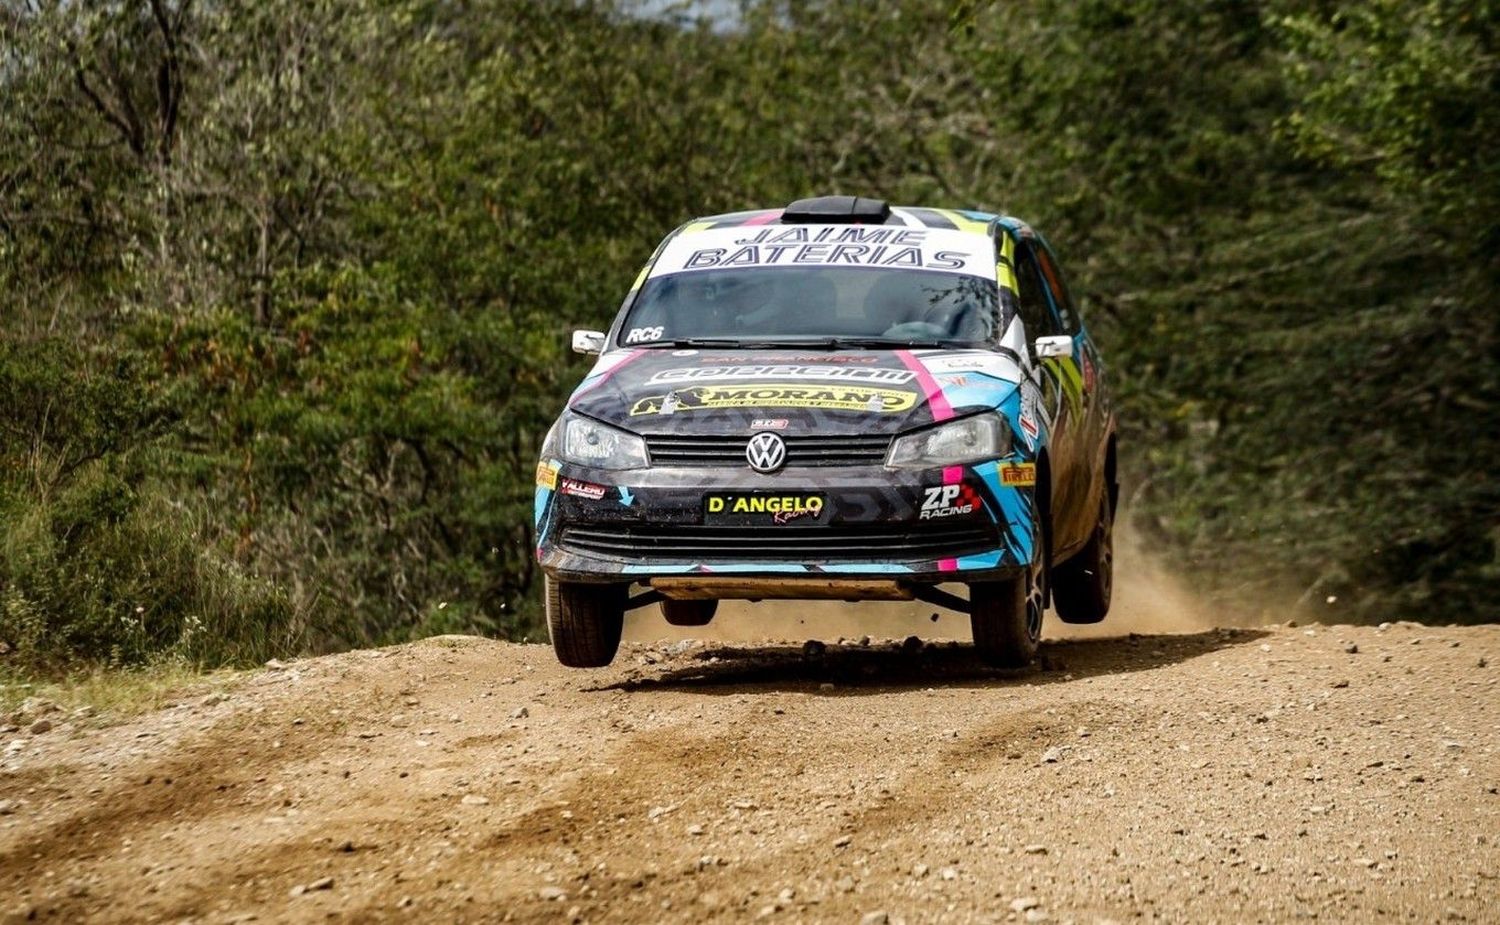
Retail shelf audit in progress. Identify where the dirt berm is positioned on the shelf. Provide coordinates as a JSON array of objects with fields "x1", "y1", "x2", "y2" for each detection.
[{"x1": 2, "y1": 616, "x2": 1497, "y2": 924}]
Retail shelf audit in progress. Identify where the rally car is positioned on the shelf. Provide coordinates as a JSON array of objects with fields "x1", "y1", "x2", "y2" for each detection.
[{"x1": 534, "y1": 196, "x2": 1117, "y2": 668}]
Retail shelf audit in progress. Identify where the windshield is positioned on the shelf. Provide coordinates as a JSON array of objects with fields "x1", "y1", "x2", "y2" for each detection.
[{"x1": 616, "y1": 267, "x2": 1001, "y2": 348}]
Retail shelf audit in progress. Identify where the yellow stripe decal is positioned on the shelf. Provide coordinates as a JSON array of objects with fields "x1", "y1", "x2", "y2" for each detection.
[
  {"x1": 936, "y1": 209, "x2": 991, "y2": 235},
  {"x1": 1046, "y1": 355, "x2": 1084, "y2": 415},
  {"x1": 997, "y1": 233, "x2": 1018, "y2": 294}
]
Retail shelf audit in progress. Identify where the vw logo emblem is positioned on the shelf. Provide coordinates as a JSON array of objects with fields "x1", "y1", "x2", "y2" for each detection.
[{"x1": 745, "y1": 432, "x2": 787, "y2": 473}]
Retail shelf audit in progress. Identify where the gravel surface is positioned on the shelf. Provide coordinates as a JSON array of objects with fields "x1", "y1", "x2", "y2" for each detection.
[{"x1": 1, "y1": 621, "x2": 1497, "y2": 924}]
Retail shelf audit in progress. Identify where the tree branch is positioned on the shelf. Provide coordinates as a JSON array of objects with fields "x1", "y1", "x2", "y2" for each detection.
[
  {"x1": 149, "y1": 0, "x2": 189, "y2": 164},
  {"x1": 69, "y1": 46, "x2": 144, "y2": 157}
]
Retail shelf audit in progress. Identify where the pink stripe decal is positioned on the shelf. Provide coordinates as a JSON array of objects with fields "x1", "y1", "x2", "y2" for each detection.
[
  {"x1": 895, "y1": 350, "x2": 955, "y2": 422},
  {"x1": 571, "y1": 349, "x2": 644, "y2": 399},
  {"x1": 938, "y1": 557, "x2": 959, "y2": 572},
  {"x1": 742, "y1": 209, "x2": 783, "y2": 226},
  {"x1": 942, "y1": 465, "x2": 964, "y2": 485}
]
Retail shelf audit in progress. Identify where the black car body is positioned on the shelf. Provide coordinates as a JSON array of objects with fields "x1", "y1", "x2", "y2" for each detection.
[{"x1": 535, "y1": 197, "x2": 1117, "y2": 667}]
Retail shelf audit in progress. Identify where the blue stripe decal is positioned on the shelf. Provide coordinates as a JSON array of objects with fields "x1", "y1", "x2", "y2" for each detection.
[
  {"x1": 955, "y1": 550, "x2": 1005, "y2": 569},
  {"x1": 701, "y1": 564, "x2": 816, "y2": 574},
  {"x1": 934, "y1": 379, "x2": 1017, "y2": 413},
  {"x1": 974, "y1": 460, "x2": 1035, "y2": 566},
  {"x1": 618, "y1": 562, "x2": 916, "y2": 575}
]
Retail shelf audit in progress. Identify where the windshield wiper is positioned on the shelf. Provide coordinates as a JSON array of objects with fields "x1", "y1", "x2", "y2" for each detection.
[
  {"x1": 638, "y1": 338, "x2": 748, "y2": 348},
  {"x1": 832, "y1": 337, "x2": 975, "y2": 350},
  {"x1": 641, "y1": 338, "x2": 847, "y2": 350}
]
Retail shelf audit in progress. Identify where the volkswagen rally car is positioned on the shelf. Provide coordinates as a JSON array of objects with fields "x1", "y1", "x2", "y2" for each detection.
[{"x1": 535, "y1": 196, "x2": 1117, "y2": 668}]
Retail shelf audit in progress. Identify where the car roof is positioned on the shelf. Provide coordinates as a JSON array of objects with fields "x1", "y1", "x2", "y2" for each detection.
[{"x1": 674, "y1": 197, "x2": 1029, "y2": 240}]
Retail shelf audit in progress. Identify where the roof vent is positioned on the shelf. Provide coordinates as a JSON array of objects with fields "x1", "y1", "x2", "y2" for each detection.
[{"x1": 781, "y1": 196, "x2": 891, "y2": 224}]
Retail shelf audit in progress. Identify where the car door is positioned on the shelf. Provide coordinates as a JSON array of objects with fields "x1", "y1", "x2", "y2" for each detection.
[
  {"x1": 1008, "y1": 232, "x2": 1086, "y2": 561},
  {"x1": 1034, "y1": 238, "x2": 1110, "y2": 527}
]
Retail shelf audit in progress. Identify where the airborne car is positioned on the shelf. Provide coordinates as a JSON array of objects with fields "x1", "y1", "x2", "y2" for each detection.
[{"x1": 535, "y1": 196, "x2": 1116, "y2": 668}]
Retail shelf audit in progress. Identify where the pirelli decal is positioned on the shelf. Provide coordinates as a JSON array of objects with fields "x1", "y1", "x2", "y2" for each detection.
[
  {"x1": 1000, "y1": 462, "x2": 1037, "y2": 487},
  {"x1": 630, "y1": 383, "x2": 918, "y2": 416}
]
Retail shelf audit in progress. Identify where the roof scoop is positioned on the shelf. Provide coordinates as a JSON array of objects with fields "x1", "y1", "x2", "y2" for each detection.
[{"x1": 781, "y1": 195, "x2": 891, "y2": 224}]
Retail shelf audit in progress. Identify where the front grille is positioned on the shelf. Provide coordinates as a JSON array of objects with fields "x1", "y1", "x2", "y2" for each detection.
[
  {"x1": 559, "y1": 522, "x2": 997, "y2": 562},
  {"x1": 646, "y1": 434, "x2": 891, "y2": 468}
]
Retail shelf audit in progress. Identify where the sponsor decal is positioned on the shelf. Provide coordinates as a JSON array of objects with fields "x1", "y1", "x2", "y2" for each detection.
[
  {"x1": 919, "y1": 483, "x2": 983, "y2": 520},
  {"x1": 920, "y1": 352, "x2": 1018, "y2": 376},
  {"x1": 649, "y1": 226, "x2": 995, "y2": 279},
  {"x1": 629, "y1": 384, "x2": 917, "y2": 415},
  {"x1": 559, "y1": 477, "x2": 607, "y2": 501},
  {"x1": 704, "y1": 492, "x2": 828, "y2": 526},
  {"x1": 618, "y1": 486, "x2": 635, "y2": 507},
  {"x1": 1018, "y1": 385, "x2": 1040, "y2": 449},
  {"x1": 1000, "y1": 462, "x2": 1037, "y2": 487},
  {"x1": 648, "y1": 365, "x2": 915, "y2": 385},
  {"x1": 624, "y1": 326, "x2": 665, "y2": 344},
  {"x1": 732, "y1": 226, "x2": 933, "y2": 247},
  {"x1": 750, "y1": 418, "x2": 789, "y2": 430},
  {"x1": 707, "y1": 495, "x2": 823, "y2": 515},
  {"x1": 535, "y1": 462, "x2": 559, "y2": 490},
  {"x1": 916, "y1": 351, "x2": 1023, "y2": 388},
  {"x1": 680, "y1": 243, "x2": 967, "y2": 272}
]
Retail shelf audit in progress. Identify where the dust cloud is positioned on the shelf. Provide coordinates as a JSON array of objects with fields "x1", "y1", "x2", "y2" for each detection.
[{"x1": 622, "y1": 515, "x2": 1222, "y2": 645}]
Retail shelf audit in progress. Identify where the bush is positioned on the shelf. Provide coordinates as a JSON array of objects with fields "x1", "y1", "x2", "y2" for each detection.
[
  {"x1": 1, "y1": 470, "x2": 301, "y2": 667},
  {"x1": 0, "y1": 339, "x2": 302, "y2": 668}
]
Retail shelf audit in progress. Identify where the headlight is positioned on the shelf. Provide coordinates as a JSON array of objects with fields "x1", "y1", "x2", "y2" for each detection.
[
  {"x1": 553, "y1": 414, "x2": 649, "y2": 470},
  {"x1": 886, "y1": 413, "x2": 1011, "y2": 469}
]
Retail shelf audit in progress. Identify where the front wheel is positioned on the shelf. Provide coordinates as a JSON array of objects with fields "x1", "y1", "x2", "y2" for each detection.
[
  {"x1": 545, "y1": 576, "x2": 626, "y2": 668},
  {"x1": 1053, "y1": 491, "x2": 1114, "y2": 625},
  {"x1": 970, "y1": 552, "x2": 1045, "y2": 668}
]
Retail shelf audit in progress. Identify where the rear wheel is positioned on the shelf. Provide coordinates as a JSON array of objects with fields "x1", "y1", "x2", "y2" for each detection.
[
  {"x1": 660, "y1": 598, "x2": 718, "y2": 627},
  {"x1": 970, "y1": 540, "x2": 1045, "y2": 668},
  {"x1": 545, "y1": 576, "x2": 626, "y2": 668},
  {"x1": 1053, "y1": 491, "x2": 1114, "y2": 625}
]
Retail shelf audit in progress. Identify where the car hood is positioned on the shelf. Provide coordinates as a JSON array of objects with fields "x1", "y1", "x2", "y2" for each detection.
[{"x1": 566, "y1": 347, "x2": 1024, "y2": 436}]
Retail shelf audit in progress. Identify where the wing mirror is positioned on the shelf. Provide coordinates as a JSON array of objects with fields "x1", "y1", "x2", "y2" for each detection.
[
  {"x1": 571, "y1": 330, "x2": 606, "y2": 355},
  {"x1": 1034, "y1": 334, "x2": 1072, "y2": 359}
]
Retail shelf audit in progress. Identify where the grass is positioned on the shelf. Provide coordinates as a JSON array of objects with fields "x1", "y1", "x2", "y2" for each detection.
[{"x1": 0, "y1": 660, "x2": 245, "y2": 723}]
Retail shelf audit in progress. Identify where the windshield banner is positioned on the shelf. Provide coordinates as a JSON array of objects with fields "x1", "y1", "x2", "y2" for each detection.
[{"x1": 650, "y1": 225, "x2": 995, "y2": 280}]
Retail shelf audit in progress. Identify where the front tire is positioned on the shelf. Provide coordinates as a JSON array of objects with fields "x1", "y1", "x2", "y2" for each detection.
[
  {"x1": 660, "y1": 599, "x2": 717, "y2": 627},
  {"x1": 545, "y1": 576, "x2": 626, "y2": 668},
  {"x1": 1053, "y1": 491, "x2": 1113, "y2": 625},
  {"x1": 970, "y1": 544, "x2": 1045, "y2": 668}
]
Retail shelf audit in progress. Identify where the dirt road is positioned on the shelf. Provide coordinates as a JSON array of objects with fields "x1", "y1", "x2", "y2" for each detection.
[{"x1": 3, "y1": 611, "x2": 1498, "y2": 923}]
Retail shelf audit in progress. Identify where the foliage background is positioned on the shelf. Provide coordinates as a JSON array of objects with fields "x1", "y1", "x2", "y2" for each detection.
[{"x1": 1, "y1": 0, "x2": 1496, "y2": 669}]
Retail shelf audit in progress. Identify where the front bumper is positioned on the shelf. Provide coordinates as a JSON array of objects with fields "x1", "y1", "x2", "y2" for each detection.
[{"x1": 534, "y1": 459, "x2": 1037, "y2": 590}]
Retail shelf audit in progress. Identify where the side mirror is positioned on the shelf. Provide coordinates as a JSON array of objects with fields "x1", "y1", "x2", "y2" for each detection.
[
  {"x1": 1034, "y1": 334, "x2": 1072, "y2": 359},
  {"x1": 571, "y1": 330, "x2": 606, "y2": 355}
]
